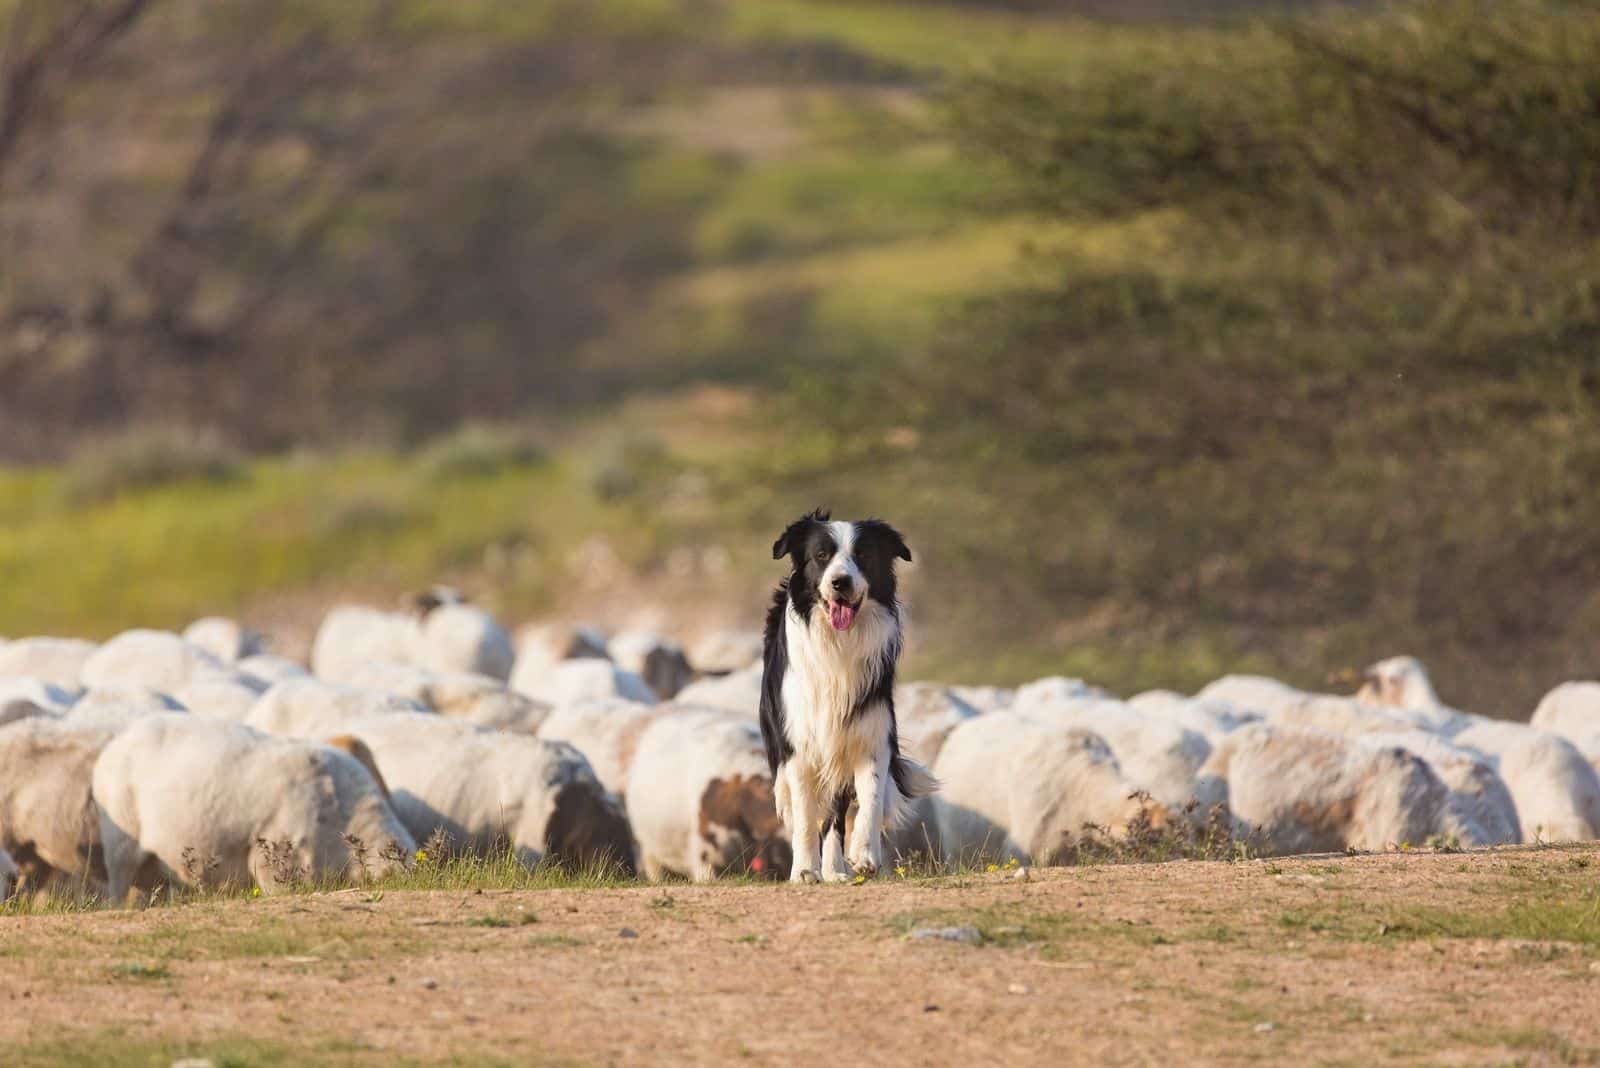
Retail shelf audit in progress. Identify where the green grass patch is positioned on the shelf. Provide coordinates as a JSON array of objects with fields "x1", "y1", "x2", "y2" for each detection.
[
  {"x1": 0, "y1": 448, "x2": 672, "y2": 638},
  {"x1": 726, "y1": 0, "x2": 1189, "y2": 74},
  {"x1": 891, "y1": 905, "x2": 1241, "y2": 954},
  {"x1": 1449, "y1": 1027, "x2": 1600, "y2": 1066},
  {"x1": 8, "y1": 1029, "x2": 531, "y2": 1068}
]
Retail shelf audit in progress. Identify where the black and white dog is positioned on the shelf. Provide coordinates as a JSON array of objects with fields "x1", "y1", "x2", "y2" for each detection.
[{"x1": 759, "y1": 510, "x2": 938, "y2": 883}]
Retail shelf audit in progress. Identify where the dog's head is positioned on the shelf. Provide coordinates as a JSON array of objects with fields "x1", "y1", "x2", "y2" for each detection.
[{"x1": 771, "y1": 509, "x2": 911, "y2": 632}]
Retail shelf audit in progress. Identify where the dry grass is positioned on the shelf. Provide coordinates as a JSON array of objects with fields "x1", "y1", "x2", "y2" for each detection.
[{"x1": 6, "y1": 845, "x2": 1600, "y2": 1066}]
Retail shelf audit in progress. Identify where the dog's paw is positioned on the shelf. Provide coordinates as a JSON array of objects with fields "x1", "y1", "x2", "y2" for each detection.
[
  {"x1": 792, "y1": 869, "x2": 821, "y2": 885},
  {"x1": 822, "y1": 868, "x2": 853, "y2": 883},
  {"x1": 847, "y1": 855, "x2": 880, "y2": 879}
]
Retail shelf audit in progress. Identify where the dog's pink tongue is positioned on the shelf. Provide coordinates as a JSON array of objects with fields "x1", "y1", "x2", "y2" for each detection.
[{"x1": 829, "y1": 602, "x2": 857, "y2": 631}]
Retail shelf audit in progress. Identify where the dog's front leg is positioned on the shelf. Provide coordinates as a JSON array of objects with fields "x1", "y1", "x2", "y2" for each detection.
[
  {"x1": 821, "y1": 795, "x2": 852, "y2": 882},
  {"x1": 847, "y1": 743, "x2": 890, "y2": 877},
  {"x1": 785, "y1": 763, "x2": 822, "y2": 883}
]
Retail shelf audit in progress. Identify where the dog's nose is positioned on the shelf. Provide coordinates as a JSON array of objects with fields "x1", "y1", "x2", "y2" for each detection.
[{"x1": 830, "y1": 575, "x2": 854, "y2": 595}]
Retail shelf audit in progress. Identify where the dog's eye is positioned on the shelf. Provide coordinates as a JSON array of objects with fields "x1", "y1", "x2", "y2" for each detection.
[{"x1": 813, "y1": 550, "x2": 829, "y2": 562}]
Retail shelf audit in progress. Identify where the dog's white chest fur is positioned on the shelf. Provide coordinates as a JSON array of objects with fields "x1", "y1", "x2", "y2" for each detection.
[{"x1": 780, "y1": 599, "x2": 898, "y2": 794}]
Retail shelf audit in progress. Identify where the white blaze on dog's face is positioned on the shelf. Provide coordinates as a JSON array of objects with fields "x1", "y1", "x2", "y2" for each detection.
[{"x1": 772, "y1": 511, "x2": 912, "y2": 633}]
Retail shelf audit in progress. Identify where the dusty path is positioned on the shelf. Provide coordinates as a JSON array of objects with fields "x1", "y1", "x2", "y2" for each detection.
[{"x1": 4, "y1": 846, "x2": 1599, "y2": 1066}]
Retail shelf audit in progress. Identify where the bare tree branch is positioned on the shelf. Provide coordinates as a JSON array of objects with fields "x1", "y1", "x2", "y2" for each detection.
[{"x1": 0, "y1": 0, "x2": 154, "y2": 182}]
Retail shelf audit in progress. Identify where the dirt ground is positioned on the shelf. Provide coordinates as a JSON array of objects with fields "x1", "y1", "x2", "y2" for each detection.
[{"x1": 4, "y1": 846, "x2": 1600, "y2": 1066}]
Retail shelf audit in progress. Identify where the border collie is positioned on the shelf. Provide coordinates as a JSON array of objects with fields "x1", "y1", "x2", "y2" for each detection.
[{"x1": 759, "y1": 510, "x2": 938, "y2": 882}]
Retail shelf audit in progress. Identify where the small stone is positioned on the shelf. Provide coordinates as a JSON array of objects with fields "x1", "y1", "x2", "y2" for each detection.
[
  {"x1": 908, "y1": 926, "x2": 982, "y2": 945},
  {"x1": 618, "y1": 927, "x2": 639, "y2": 939},
  {"x1": 1013, "y1": 866, "x2": 1031, "y2": 882},
  {"x1": 1253, "y1": 1022, "x2": 1275, "y2": 1034},
  {"x1": 1007, "y1": 983, "x2": 1031, "y2": 996},
  {"x1": 1344, "y1": 979, "x2": 1356, "y2": 988},
  {"x1": 172, "y1": 1060, "x2": 216, "y2": 1068},
  {"x1": 420, "y1": 978, "x2": 438, "y2": 990},
  {"x1": 1362, "y1": 1013, "x2": 1375, "y2": 1023},
  {"x1": 1589, "y1": 962, "x2": 1600, "y2": 974},
  {"x1": 923, "y1": 1004, "x2": 940, "y2": 1013}
]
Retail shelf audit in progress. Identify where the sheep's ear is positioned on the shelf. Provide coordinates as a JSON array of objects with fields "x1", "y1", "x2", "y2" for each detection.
[
  {"x1": 858, "y1": 519, "x2": 911, "y2": 563},
  {"x1": 411, "y1": 590, "x2": 444, "y2": 617},
  {"x1": 772, "y1": 509, "x2": 830, "y2": 560}
]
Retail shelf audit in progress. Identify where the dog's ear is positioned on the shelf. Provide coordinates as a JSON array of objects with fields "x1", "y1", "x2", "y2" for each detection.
[
  {"x1": 771, "y1": 509, "x2": 831, "y2": 560},
  {"x1": 858, "y1": 519, "x2": 911, "y2": 563}
]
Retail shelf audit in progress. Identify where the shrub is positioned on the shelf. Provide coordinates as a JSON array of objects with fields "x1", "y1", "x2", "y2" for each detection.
[
  {"x1": 60, "y1": 425, "x2": 243, "y2": 506},
  {"x1": 415, "y1": 422, "x2": 547, "y2": 482}
]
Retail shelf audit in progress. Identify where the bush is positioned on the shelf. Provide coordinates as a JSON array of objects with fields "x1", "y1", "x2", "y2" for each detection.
[
  {"x1": 415, "y1": 423, "x2": 547, "y2": 482},
  {"x1": 61, "y1": 426, "x2": 244, "y2": 506},
  {"x1": 782, "y1": 0, "x2": 1600, "y2": 711}
]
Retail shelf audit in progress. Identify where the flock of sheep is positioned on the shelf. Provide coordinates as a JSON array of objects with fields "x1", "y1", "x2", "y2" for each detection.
[{"x1": 4, "y1": 586, "x2": 1600, "y2": 903}]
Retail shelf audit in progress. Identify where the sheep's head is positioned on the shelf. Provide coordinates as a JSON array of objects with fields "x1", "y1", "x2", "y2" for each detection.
[
  {"x1": 699, "y1": 774, "x2": 792, "y2": 879},
  {"x1": 1357, "y1": 655, "x2": 1438, "y2": 710},
  {"x1": 407, "y1": 585, "x2": 468, "y2": 619}
]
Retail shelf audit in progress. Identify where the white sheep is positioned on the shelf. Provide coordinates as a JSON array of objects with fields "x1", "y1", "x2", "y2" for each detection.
[
  {"x1": 671, "y1": 663, "x2": 762, "y2": 717},
  {"x1": 946, "y1": 685, "x2": 1015, "y2": 714},
  {"x1": 607, "y1": 630, "x2": 696, "y2": 700},
  {"x1": 933, "y1": 715, "x2": 1168, "y2": 868},
  {"x1": 1530, "y1": 682, "x2": 1600, "y2": 764},
  {"x1": 1126, "y1": 690, "x2": 1259, "y2": 746},
  {"x1": 237, "y1": 653, "x2": 310, "y2": 687},
  {"x1": 1352, "y1": 656, "x2": 1469, "y2": 732},
  {"x1": 536, "y1": 697, "x2": 679, "y2": 797},
  {"x1": 687, "y1": 629, "x2": 763, "y2": 675},
  {"x1": 171, "y1": 677, "x2": 267, "y2": 722},
  {"x1": 1361, "y1": 730, "x2": 1521, "y2": 846},
  {"x1": 414, "y1": 598, "x2": 515, "y2": 681},
  {"x1": 342, "y1": 663, "x2": 550, "y2": 734},
  {"x1": 1266, "y1": 695, "x2": 1418, "y2": 738},
  {"x1": 312, "y1": 592, "x2": 515, "y2": 683},
  {"x1": 1196, "y1": 723, "x2": 1451, "y2": 855},
  {"x1": 310, "y1": 606, "x2": 414, "y2": 683},
  {"x1": 343, "y1": 713, "x2": 636, "y2": 875},
  {"x1": 182, "y1": 617, "x2": 266, "y2": 663},
  {"x1": 626, "y1": 709, "x2": 790, "y2": 881},
  {"x1": 1452, "y1": 720, "x2": 1600, "y2": 842},
  {"x1": 1011, "y1": 676, "x2": 1111, "y2": 710},
  {"x1": 510, "y1": 657, "x2": 655, "y2": 708},
  {"x1": 79, "y1": 629, "x2": 239, "y2": 693},
  {"x1": 0, "y1": 677, "x2": 77, "y2": 715},
  {"x1": 1016, "y1": 701, "x2": 1212, "y2": 816},
  {"x1": 1356, "y1": 654, "x2": 1441, "y2": 710},
  {"x1": 0, "y1": 637, "x2": 99, "y2": 689},
  {"x1": 514, "y1": 621, "x2": 609, "y2": 668},
  {"x1": 244, "y1": 677, "x2": 425, "y2": 737},
  {"x1": 1195, "y1": 674, "x2": 1306, "y2": 715},
  {"x1": 65, "y1": 687, "x2": 188, "y2": 727},
  {"x1": 0, "y1": 719, "x2": 119, "y2": 893},
  {"x1": 94, "y1": 716, "x2": 415, "y2": 900},
  {"x1": 893, "y1": 683, "x2": 982, "y2": 768}
]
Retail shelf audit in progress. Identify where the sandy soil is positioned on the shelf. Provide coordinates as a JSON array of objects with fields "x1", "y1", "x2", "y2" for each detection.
[{"x1": 4, "y1": 846, "x2": 1599, "y2": 1066}]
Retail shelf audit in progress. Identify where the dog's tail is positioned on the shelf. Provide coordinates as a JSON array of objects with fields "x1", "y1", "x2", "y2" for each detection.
[{"x1": 886, "y1": 754, "x2": 939, "y2": 829}]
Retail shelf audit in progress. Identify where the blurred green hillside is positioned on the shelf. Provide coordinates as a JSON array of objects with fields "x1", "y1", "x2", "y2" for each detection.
[{"x1": 2, "y1": 0, "x2": 1598, "y2": 717}]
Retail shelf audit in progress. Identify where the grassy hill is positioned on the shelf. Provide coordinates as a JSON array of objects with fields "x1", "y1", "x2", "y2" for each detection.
[{"x1": 2, "y1": 0, "x2": 1598, "y2": 716}]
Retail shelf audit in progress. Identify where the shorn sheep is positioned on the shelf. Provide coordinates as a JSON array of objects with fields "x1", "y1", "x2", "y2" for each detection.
[{"x1": 93, "y1": 716, "x2": 415, "y2": 900}]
